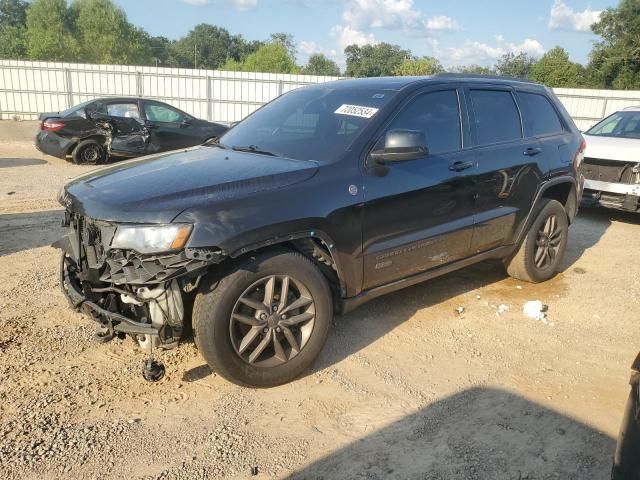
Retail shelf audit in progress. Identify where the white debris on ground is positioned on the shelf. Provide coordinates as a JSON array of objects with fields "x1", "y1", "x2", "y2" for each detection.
[
  {"x1": 455, "y1": 306, "x2": 465, "y2": 316},
  {"x1": 523, "y1": 300, "x2": 554, "y2": 326},
  {"x1": 496, "y1": 304, "x2": 510, "y2": 316}
]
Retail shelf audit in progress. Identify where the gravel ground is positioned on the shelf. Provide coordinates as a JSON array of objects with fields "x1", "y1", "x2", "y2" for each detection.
[{"x1": 0, "y1": 120, "x2": 638, "y2": 479}]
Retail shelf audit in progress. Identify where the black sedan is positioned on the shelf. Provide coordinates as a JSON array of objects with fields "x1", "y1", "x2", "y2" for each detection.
[{"x1": 36, "y1": 98, "x2": 229, "y2": 164}]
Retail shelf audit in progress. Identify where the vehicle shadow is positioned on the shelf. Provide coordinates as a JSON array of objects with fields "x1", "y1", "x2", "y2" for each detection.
[
  {"x1": 0, "y1": 210, "x2": 63, "y2": 257},
  {"x1": 0, "y1": 158, "x2": 48, "y2": 168},
  {"x1": 559, "y1": 207, "x2": 613, "y2": 271},
  {"x1": 286, "y1": 386, "x2": 615, "y2": 479}
]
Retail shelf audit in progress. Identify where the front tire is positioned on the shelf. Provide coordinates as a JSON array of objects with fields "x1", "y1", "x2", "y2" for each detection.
[
  {"x1": 506, "y1": 199, "x2": 569, "y2": 283},
  {"x1": 193, "y1": 250, "x2": 332, "y2": 388}
]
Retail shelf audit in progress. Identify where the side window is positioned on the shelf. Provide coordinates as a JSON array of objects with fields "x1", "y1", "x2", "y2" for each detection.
[
  {"x1": 144, "y1": 103, "x2": 185, "y2": 123},
  {"x1": 387, "y1": 90, "x2": 461, "y2": 155},
  {"x1": 107, "y1": 103, "x2": 140, "y2": 118},
  {"x1": 470, "y1": 90, "x2": 521, "y2": 145},
  {"x1": 517, "y1": 92, "x2": 563, "y2": 137}
]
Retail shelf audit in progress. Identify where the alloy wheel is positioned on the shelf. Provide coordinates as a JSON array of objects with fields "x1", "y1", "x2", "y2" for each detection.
[
  {"x1": 81, "y1": 145, "x2": 101, "y2": 164},
  {"x1": 229, "y1": 275, "x2": 316, "y2": 367},
  {"x1": 534, "y1": 214, "x2": 562, "y2": 269}
]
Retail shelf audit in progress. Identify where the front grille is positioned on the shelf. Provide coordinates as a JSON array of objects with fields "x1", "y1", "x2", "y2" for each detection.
[{"x1": 583, "y1": 157, "x2": 640, "y2": 184}]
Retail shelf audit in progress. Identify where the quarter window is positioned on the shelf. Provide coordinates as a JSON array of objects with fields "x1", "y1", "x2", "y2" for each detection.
[
  {"x1": 517, "y1": 92, "x2": 563, "y2": 137},
  {"x1": 106, "y1": 103, "x2": 140, "y2": 118},
  {"x1": 387, "y1": 90, "x2": 461, "y2": 155},
  {"x1": 470, "y1": 90, "x2": 521, "y2": 145}
]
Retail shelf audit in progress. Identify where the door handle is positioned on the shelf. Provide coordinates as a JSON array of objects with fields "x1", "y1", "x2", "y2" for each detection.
[
  {"x1": 449, "y1": 161, "x2": 474, "y2": 172},
  {"x1": 523, "y1": 147, "x2": 542, "y2": 156}
]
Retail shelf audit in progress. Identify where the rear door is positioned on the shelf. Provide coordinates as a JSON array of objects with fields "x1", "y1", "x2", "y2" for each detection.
[
  {"x1": 141, "y1": 101, "x2": 202, "y2": 152},
  {"x1": 361, "y1": 86, "x2": 477, "y2": 290},
  {"x1": 466, "y1": 87, "x2": 543, "y2": 253}
]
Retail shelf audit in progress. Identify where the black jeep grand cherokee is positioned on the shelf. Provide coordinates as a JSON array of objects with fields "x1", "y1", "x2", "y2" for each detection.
[{"x1": 56, "y1": 75, "x2": 585, "y2": 387}]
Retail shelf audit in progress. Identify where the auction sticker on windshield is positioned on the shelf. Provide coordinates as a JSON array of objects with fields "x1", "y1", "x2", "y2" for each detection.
[{"x1": 334, "y1": 104, "x2": 379, "y2": 119}]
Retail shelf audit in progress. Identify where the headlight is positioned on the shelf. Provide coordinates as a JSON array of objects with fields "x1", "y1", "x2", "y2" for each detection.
[{"x1": 111, "y1": 224, "x2": 192, "y2": 254}]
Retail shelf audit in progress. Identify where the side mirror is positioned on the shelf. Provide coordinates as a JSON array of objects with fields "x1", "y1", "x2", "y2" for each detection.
[
  {"x1": 369, "y1": 129, "x2": 428, "y2": 165},
  {"x1": 180, "y1": 119, "x2": 192, "y2": 128}
]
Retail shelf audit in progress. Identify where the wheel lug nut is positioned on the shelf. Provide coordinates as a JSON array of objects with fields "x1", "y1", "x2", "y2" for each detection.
[
  {"x1": 260, "y1": 314, "x2": 267, "y2": 320},
  {"x1": 272, "y1": 305, "x2": 278, "y2": 312},
  {"x1": 263, "y1": 327, "x2": 269, "y2": 333},
  {"x1": 276, "y1": 327, "x2": 281, "y2": 333},
  {"x1": 281, "y1": 314, "x2": 287, "y2": 320}
]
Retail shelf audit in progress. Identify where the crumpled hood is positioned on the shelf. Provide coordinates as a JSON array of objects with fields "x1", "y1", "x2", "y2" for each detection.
[
  {"x1": 584, "y1": 134, "x2": 640, "y2": 162},
  {"x1": 62, "y1": 146, "x2": 318, "y2": 223}
]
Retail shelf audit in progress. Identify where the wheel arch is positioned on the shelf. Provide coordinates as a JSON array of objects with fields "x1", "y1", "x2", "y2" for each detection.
[
  {"x1": 67, "y1": 135, "x2": 108, "y2": 155},
  {"x1": 513, "y1": 176, "x2": 578, "y2": 246},
  {"x1": 210, "y1": 231, "x2": 348, "y2": 307}
]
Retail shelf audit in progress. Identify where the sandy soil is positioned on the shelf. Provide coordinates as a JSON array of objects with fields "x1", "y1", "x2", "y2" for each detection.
[{"x1": 1, "y1": 121, "x2": 639, "y2": 479}]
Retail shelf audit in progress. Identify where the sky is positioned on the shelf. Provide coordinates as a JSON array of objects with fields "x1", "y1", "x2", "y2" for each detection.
[{"x1": 115, "y1": 0, "x2": 616, "y2": 68}]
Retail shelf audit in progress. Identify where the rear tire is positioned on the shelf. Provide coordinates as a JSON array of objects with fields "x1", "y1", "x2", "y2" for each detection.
[
  {"x1": 506, "y1": 199, "x2": 568, "y2": 283},
  {"x1": 72, "y1": 140, "x2": 105, "y2": 165},
  {"x1": 193, "y1": 250, "x2": 332, "y2": 388}
]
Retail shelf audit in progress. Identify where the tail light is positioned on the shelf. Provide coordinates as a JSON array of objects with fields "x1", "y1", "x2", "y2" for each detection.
[
  {"x1": 573, "y1": 136, "x2": 586, "y2": 172},
  {"x1": 42, "y1": 119, "x2": 65, "y2": 132}
]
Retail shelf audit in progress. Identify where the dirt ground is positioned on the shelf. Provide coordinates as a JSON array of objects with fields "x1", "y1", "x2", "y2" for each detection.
[{"x1": 0, "y1": 120, "x2": 638, "y2": 479}]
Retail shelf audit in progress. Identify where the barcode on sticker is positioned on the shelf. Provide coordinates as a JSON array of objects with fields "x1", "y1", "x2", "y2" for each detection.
[{"x1": 334, "y1": 104, "x2": 379, "y2": 119}]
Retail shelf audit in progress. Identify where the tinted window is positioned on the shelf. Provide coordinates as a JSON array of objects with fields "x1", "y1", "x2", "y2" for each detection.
[
  {"x1": 107, "y1": 103, "x2": 140, "y2": 118},
  {"x1": 470, "y1": 90, "x2": 521, "y2": 145},
  {"x1": 144, "y1": 103, "x2": 185, "y2": 123},
  {"x1": 587, "y1": 111, "x2": 640, "y2": 138},
  {"x1": 218, "y1": 87, "x2": 397, "y2": 162},
  {"x1": 517, "y1": 92, "x2": 563, "y2": 137},
  {"x1": 386, "y1": 90, "x2": 461, "y2": 154}
]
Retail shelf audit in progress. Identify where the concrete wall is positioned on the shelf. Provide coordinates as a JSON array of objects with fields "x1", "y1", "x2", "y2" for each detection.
[{"x1": 2, "y1": 60, "x2": 640, "y2": 130}]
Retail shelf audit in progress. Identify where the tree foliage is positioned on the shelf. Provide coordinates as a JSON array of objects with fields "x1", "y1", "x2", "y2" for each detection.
[
  {"x1": 454, "y1": 64, "x2": 496, "y2": 75},
  {"x1": 345, "y1": 42, "x2": 411, "y2": 77},
  {"x1": 392, "y1": 56, "x2": 444, "y2": 76},
  {"x1": 26, "y1": 0, "x2": 79, "y2": 61},
  {"x1": 531, "y1": 46, "x2": 586, "y2": 87},
  {"x1": 222, "y1": 42, "x2": 298, "y2": 74},
  {"x1": 71, "y1": 0, "x2": 151, "y2": 65},
  {"x1": 0, "y1": 0, "x2": 27, "y2": 26},
  {"x1": 588, "y1": 0, "x2": 640, "y2": 88},
  {"x1": 495, "y1": 52, "x2": 537, "y2": 79},
  {"x1": 301, "y1": 53, "x2": 340, "y2": 76}
]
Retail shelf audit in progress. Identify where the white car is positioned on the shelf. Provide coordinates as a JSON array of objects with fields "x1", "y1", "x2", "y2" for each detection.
[{"x1": 582, "y1": 106, "x2": 640, "y2": 212}]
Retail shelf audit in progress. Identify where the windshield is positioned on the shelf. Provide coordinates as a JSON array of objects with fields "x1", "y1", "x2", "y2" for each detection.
[
  {"x1": 218, "y1": 86, "x2": 397, "y2": 162},
  {"x1": 586, "y1": 111, "x2": 640, "y2": 139}
]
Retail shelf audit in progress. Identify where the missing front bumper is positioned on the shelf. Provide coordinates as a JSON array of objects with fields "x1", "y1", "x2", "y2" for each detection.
[{"x1": 59, "y1": 254, "x2": 177, "y2": 341}]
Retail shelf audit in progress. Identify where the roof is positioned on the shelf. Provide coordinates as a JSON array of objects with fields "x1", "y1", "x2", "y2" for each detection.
[
  {"x1": 622, "y1": 106, "x2": 640, "y2": 112},
  {"x1": 311, "y1": 74, "x2": 545, "y2": 92}
]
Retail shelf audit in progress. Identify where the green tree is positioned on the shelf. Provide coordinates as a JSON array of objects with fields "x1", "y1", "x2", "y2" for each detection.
[
  {"x1": 531, "y1": 46, "x2": 586, "y2": 87},
  {"x1": 345, "y1": 42, "x2": 411, "y2": 77},
  {"x1": 270, "y1": 32, "x2": 296, "y2": 58},
  {"x1": 0, "y1": 24, "x2": 27, "y2": 58},
  {"x1": 71, "y1": 0, "x2": 152, "y2": 65},
  {"x1": 455, "y1": 64, "x2": 496, "y2": 75},
  {"x1": 172, "y1": 24, "x2": 241, "y2": 69},
  {"x1": 301, "y1": 53, "x2": 340, "y2": 76},
  {"x1": 0, "y1": 0, "x2": 28, "y2": 59},
  {"x1": 495, "y1": 52, "x2": 537, "y2": 79},
  {"x1": 0, "y1": 0, "x2": 27, "y2": 26},
  {"x1": 588, "y1": 0, "x2": 640, "y2": 89},
  {"x1": 26, "y1": 0, "x2": 79, "y2": 61},
  {"x1": 393, "y1": 56, "x2": 444, "y2": 76},
  {"x1": 222, "y1": 42, "x2": 298, "y2": 73}
]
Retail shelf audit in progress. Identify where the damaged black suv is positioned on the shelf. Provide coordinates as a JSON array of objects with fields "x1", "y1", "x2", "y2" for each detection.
[{"x1": 56, "y1": 75, "x2": 585, "y2": 387}]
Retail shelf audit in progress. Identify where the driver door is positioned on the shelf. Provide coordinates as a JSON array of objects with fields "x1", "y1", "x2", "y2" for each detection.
[{"x1": 361, "y1": 87, "x2": 477, "y2": 290}]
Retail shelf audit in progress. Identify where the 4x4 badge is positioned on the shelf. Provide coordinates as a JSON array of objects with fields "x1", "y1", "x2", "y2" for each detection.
[{"x1": 348, "y1": 184, "x2": 358, "y2": 196}]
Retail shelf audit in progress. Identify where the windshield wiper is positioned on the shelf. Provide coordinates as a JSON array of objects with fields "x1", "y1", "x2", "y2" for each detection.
[
  {"x1": 231, "y1": 145, "x2": 278, "y2": 157},
  {"x1": 203, "y1": 138, "x2": 228, "y2": 149}
]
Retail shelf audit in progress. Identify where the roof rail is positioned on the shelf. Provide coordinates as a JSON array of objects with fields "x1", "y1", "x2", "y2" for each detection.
[{"x1": 434, "y1": 73, "x2": 539, "y2": 84}]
